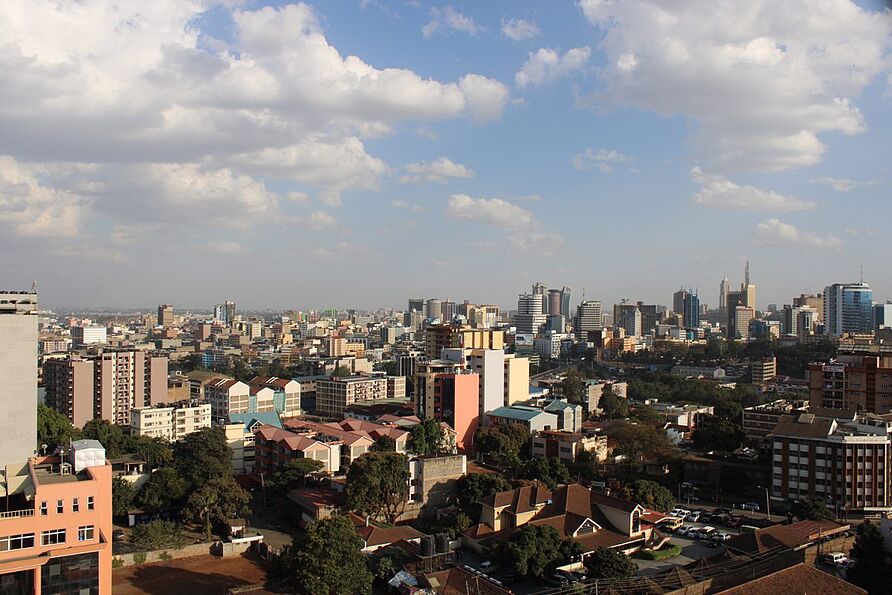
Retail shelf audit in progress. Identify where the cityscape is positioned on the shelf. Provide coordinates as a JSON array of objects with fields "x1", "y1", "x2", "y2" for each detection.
[{"x1": 2, "y1": 2, "x2": 892, "y2": 595}]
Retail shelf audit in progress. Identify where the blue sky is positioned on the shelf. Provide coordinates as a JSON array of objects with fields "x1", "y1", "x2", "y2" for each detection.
[{"x1": 0, "y1": 1, "x2": 889, "y2": 311}]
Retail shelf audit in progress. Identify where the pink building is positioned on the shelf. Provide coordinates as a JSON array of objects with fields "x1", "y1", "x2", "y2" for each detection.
[{"x1": 0, "y1": 442, "x2": 112, "y2": 593}]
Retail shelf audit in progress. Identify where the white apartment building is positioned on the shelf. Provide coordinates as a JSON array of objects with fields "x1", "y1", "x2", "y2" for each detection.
[
  {"x1": 131, "y1": 403, "x2": 212, "y2": 442},
  {"x1": 71, "y1": 324, "x2": 108, "y2": 347},
  {"x1": 315, "y1": 376, "x2": 388, "y2": 417}
]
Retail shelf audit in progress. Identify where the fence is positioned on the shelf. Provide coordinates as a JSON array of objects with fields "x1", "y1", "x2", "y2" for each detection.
[{"x1": 113, "y1": 539, "x2": 259, "y2": 568}]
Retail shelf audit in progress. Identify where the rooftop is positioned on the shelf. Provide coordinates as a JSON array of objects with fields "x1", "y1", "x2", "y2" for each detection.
[{"x1": 486, "y1": 405, "x2": 550, "y2": 421}]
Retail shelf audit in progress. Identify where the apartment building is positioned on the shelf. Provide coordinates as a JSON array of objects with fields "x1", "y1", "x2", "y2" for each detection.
[
  {"x1": 771, "y1": 412, "x2": 892, "y2": 511},
  {"x1": 752, "y1": 356, "x2": 777, "y2": 384},
  {"x1": 0, "y1": 291, "x2": 38, "y2": 463},
  {"x1": 71, "y1": 324, "x2": 107, "y2": 347},
  {"x1": 414, "y1": 361, "x2": 480, "y2": 450},
  {"x1": 44, "y1": 348, "x2": 169, "y2": 426},
  {"x1": 808, "y1": 355, "x2": 892, "y2": 414},
  {"x1": 248, "y1": 376, "x2": 301, "y2": 418},
  {"x1": 315, "y1": 376, "x2": 388, "y2": 418},
  {"x1": 504, "y1": 354, "x2": 530, "y2": 406},
  {"x1": 531, "y1": 430, "x2": 608, "y2": 464},
  {"x1": 130, "y1": 403, "x2": 212, "y2": 442},
  {"x1": 742, "y1": 400, "x2": 808, "y2": 448},
  {"x1": 424, "y1": 324, "x2": 504, "y2": 359}
]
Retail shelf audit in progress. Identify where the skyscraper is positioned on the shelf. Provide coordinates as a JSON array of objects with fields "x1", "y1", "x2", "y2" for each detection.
[
  {"x1": 560, "y1": 286, "x2": 572, "y2": 319},
  {"x1": 574, "y1": 300, "x2": 603, "y2": 337},
  {"x1": 546, "y1": 289, "x2": 562, "y2": 316},
  {"x1": 823, "y1": 282, "x2": 873, "y2": 337},
  {"x1": 441, "y1": 299, "x2": 457, "y2": 322},
  {"x1": 719, "y1": 277, "x2": 730, "y2": 315},
  {"x1": 426, "y1": 298, "x2": 442, "y2": 320},
  {"x1": 515, "y1": 293, "x2": 546, "y2": 335},
  {"x1": 408, "y1": 298, "x2": 425, "y2": 314},
  {"x1": 0, "y1": 289, "x2": 38, "y2": 463},
  {"x1": 683, "y1": 290, "x2": 700, "y2": 330},
  {"x1": 741, "y1": 261, "x2": 756, "y2": 309},
  {"x1": 672, "y1": 288, "x2": 687, "y2": 316},
  {"x1": 157, "y1": 303, "x2": 174, "y2": 327}
]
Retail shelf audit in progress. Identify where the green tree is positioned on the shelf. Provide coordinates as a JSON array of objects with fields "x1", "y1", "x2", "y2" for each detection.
[
  {"x1": 370, "y1": 548, "x2": 407, "y2": 583},
  {"x1": 623, "y1": 480, "x2": 674, "y2": 513},
  {"x1": 455, "y1": 473, "x2": 512, "y2": 514},
  {"x1": 290, "y1": 515, "x2": 373, "y2": 595},
  {"x1": 584, "y1": 546, "x2": 638, "y2": 579},
  {"x1": 692, "y1": 415, "x2": 745, "y2": 452},
  {"x1": 112, "y1": 476, "x2": 136, "y2": 518},
  {"x1": 37, "y1": 404, "x2": 79, "y2": 452},
  {"x1": 560, "y1": 368, "x2": 587, "y2": 404},
  {"x1": 517, "y1": 458, "x2": 570, "y2": 489},
  {"x1": 346, "y1": 452, "x2": 409, "y2": 524},
  {"x1": 184, "y1": 475, "x2": 251, "y2": 540},
  {"x1": 127, "y1": 436, "x2": 173, "y2": 469},
  {"x1": 373, "y1": 435, "x2": 396, "y2": 452},
  {"x1": 268, "y1": 458, "x2": 325, "y2": 496},
  {"x1": 81, "y1": 419, "x2": 126, "y2": 457},
  {"x1": 606, "y1": 422, "x2": 676, "y2": 465},
  {"x1": 571, "y1": 448, "x2": 602, "y2": 484},
  {"x1": 174, "y1": 427, "x2": 232, "y2": 487},
  {"x1": 790, "y1": 497, "x2": 834, "y2": 521},
  {"x1": 411, "y1": 418, "x2": 444, "y2": 455},
  {"x1": 331, "y1": 366, "x2": 352, "y2": 378},
  {"x1": 848, "y1": 520, "x2": 891, "y2": 593},
  {"x1": 475, "y1": 424, "x2": 530, "y2": 470},
  {"x1": 129, "y1": 520, "x2": 186, "y2": 551},
  {"x1": 503, "y1": 525, "x2": 583, "y2": 578},
  {"x1": 598, "y1": 385, "x2": 628, "y2": 419},
  {"x1": 137, "y1": 467, "x2": 188, "y2": 512}
]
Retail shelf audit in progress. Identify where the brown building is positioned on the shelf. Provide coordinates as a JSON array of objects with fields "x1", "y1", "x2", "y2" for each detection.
[
  {"x1": 424, "y1": 324, "x2": 504, "y2": 360},
  {"x1": 808, "y1": 354, "x2": 892, "y2": 413}
]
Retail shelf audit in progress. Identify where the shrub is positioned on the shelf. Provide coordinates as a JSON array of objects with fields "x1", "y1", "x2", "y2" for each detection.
[
  {"x1": 158, "y1": 551, "x2": 173, "y2": 562},
  {"x1": 633, "y1": 543, "x2": 682, "y2": 561},
  {"x1": 132, "y1": 551, "x2": 147, "y2": 565},
  {"x1": 130, "y1": 520, "x2": 186, "y2": 551},
  {"x1": 112, "y1": 557, "x2": 124, "y2": 569}
]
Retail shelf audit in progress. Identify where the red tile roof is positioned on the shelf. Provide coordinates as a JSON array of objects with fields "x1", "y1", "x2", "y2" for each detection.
[
  {"x1": 423, "y1": 567, "x2": 512, "y2": 595},
  {"x1": 717, "y1": 563, "x2": 865, "y2": 594},
  {"x1": 355, "y1": 524, "x2": 423, "y2": 547}
]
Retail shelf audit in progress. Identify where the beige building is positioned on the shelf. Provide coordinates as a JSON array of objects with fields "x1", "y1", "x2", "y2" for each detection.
[
  {"x1": 0, "y1": 290, "x2": 38, "y2": 464},
  {"x1": 205, "y1": 378, "x2": 252, "y2": 422},
  {"x1": 425, "y1": 324, "x2": 504, "y2": 359},
  {"x1": 386, "y1": 376, "x2": 407, "y2": 400},
  {"x1": 325, "y1": 337, "x2": 347, "y2": 357},
  {"x1": 315, "y1": 376, "x2": 389, "y2": 417},
  {"x1": 249, "y1": 376, "x2": 302, "y2": 418},
  {"x1": 504, "y1": 354, "x2": 530, "y2": 406},
  {"x1": 531, "y1": 430, "x2": 608, "y2": 464},
  {"x1": 131, "y1": 403, "x2": 212, "y2": 442}
]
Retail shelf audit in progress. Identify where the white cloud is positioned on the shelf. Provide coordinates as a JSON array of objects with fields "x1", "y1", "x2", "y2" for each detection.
[
  {"x1": 754, "y1": 219, "x2": 841, "y2": 249},
  {"x1": 0, "y1": 157, "x2": 85, "y2": 237},
  {"x1": 445, "y1": 194, "x2": 535, "y2": 229},
  {"x1": 423, "y1": 6, "x2": 483, "y2": 38},
  {"x1": 809, "y1": 177, "x2": 881, "y2": 192},
  {"x1": 691, "y1": 167, "x2": 815, "y2": 211},
  {"x1": 577, "y1": 0, "x2": 892, "y2": 173},
  {"x1": 571, "y1": 148, "x2": 630, "y2": 173},
  {"x1": 506, "y1": 232, "x2": 565, "y2": 255},
  {"x1": 502, "y1": 18, "x2": 540, "y2": 41},
  {"x1": 516, "y1": 47, "x2": 591, "y2": 88},
  {"x1": 399, "y1": 157, "x2": 474, "y2": 184},
  {"x1": 307, "y1": 211, "x2": 337, "y2": 229},
  {"x1": 201, "y1": 241, "x2": 245, "y2": 254}
]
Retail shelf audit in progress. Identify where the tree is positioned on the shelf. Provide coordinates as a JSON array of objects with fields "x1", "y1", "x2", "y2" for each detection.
[
  {"x1": 290, "y1": 515, "x2": 373, "y2": 595},
  {"x1": 331, "y1": 366, "x2": 352, "y2": 378},
  {"x1": 560, "y1": 368, "x2": 587, "y2": 404},
  {"x1": 81, "y1": 419, "x2": 126, "y2": 457},
  {"x1": 790, "y1": 497, "x2": 834, "y2": 521},
  {"x1": 184, "y1": 475, "x2": 251, "y2": 540},
  {"x1": 584, "y1": 546, "x2": 638, "y2": 579},
  {"x1": 137, "y1": 467, "x2": 188, "y2": 512},
  {"x1": 692, "y1": 415, "x2": 745, "y2": 452},
  {"x1": 623, "y1": 480, "x2": 674, "y2": 513},
  {"x1": 174, "y1": 427, "x2": 232, "y2": 487},
  {"x1": 503, "y1": 525, "x2": 583, "y2": 578},
  {"x1": 475, "y1": 424, "x2": 530, "y2": 470},
  {"x1": 373, "y1": 435, "x2": 396, "y2": 452},
  {"x1": 848, "y1": 520, "x2": 891, "y2": 593},
  {"x1": 128, "y1": 436, "x2": 173, "y2": 469},
  {"x1": 129, "y1": 520, "x2": 186, "y2": 551},
  {"x1": 112, "y1": 476, "x2": 136, "y2": 518},
  {"x1": 268, "y1": 458, "x2": 324, "y2": 496},
  {"x1": 517, "y1": 458, "x2": 570, "y2": 489},
  {"x1": 598, "y1": 385, "x2": 628, "y2": 419},
  {"x1": 346, "y1": 452, "x2": 409, "y2": 524},
  {"x1": 370, "y1": 547, "x2": 407, "y2": 583},
  {"x1": 455, "y1": 473, "x2": 512, "y2": 514},
  {"x1": 37, "y1": 404, "x2": 79, "y2": 452},
  {"x1": 411, "y1": 418, "x2": 444, "y2": 455},
  {"x1": 571, "y1": 449, "x2": 602, "y2": 484},
  {"x1": 606, "y1": 422, "x2": 676, "y2": 465}
]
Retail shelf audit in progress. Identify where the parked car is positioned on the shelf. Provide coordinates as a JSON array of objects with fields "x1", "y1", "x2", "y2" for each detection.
[
  {"x1": 824, "y1": 552, "x2": 849, "y2": 566},
  {"x1": 558, "y1": 571, "x2": 582, "y2": 583},
  {"x1": 715, "y1": 508, "x2": 733, "y2": 515},
  {"x1": 696, "y1": 526, "x2": 716, "y2": 540},
  {"x1": 480, "y1": 561, "x2": 499, "y2": 574},
  {"x1": 541, "y1": 574, "x2": 570, "y2": 587},
  {"x1": 112, "y1": 529, "x2": 125, "y2": 542},
  {"x1": 670, "y1": 508, "x2": 690, "y2": 518},
  {"x1": 711, "y1": 532, "x2": 732, "y2": 543},
  {"x1": 676, "y1": 525, "x2": 693, "y2": 537},
  {"x1": 726, "y1": 517, "x2": 743, "y2": 528},
  {"x1": 686, "y1": 511, "x2": 702, "y2": 522},
  {"x1": 739, "y1": 502, "x2": 760, "y2": 512},
  {"x1": 659, "y1": 517, "x2": 685, "y2": 531}
]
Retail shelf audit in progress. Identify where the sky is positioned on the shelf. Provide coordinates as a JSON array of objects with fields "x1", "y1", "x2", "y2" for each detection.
[{"x1": 0, "y1": 0, "x2": 890, "y2": 312}]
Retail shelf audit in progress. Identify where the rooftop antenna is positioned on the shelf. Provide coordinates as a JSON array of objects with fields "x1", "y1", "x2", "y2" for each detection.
[
  {"x1": 745, "y1": 260, "x2": 750, "y2": 287},
  {"x1": 31, "y1": 280, "x2": 38, "y2": 293},
  {"x1": 860, "y1": 264, "x2": 863, "y2": 284}
]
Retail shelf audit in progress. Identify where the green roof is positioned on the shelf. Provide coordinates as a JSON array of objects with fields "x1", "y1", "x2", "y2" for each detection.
[{"x1": 487, "y1": 406, "x2": 548, "y2": 421}]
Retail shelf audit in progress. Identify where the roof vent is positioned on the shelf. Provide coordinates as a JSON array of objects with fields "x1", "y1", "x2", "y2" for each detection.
[{"x1": 797, "y1": 413, "x2": 815, "y2": 424}]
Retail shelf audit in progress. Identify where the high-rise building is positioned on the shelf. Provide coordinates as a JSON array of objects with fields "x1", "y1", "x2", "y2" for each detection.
[
  {"x1": 414, "y1": 361, "x2": 479, "y2": 450},
  {"x1": 613, "y1": 301, "x2": 641, "y2": 337},
  {"x1": 793, "y1": 293, "x2": 823, "y2": 323},
  {"x1": 157, "y1": 304, "x2": 174, "y2": 327},
  {"x1": 808, "y1": 355, "x2": 892, "y2": 413},
  {"x1": 408, "y1": 298, "x2": 425, "y2": 314},
  {"x1": 719, "y1": 277, "x2": 730, "y2": 316},
  {"x1": 574, "y1": 301, "x2": 603, "y2": 337},
  {"x1": 468, "y1": 349, "x2": 508, "y2": 415},
  {"x1": 560, "y1": 287, "x2": 572, "y2": 320},
  {"x1": 874, "y1": 302, "x2": 892, "y2": 331},
  {"x1": 441, "y1": 300, "x2": 457, "y2": 322},
  {"x1": 424, "y1": 324, "x2": 504, "y2": 360},
  {"x1": 71, "y1": 324, "x2": 107, "y2": 347},
  {"x1": 0, "y1": 290, "x2": 38, "y2": 463},
  {"x1": 426, "y1": 298, "x2": 442, "y2": 320},
  {"x1": 672, "y1": 288, "x2": 687, "y2": 316},
  {"x1": 731, "y1": 306, "x2": 755, "y2": 339},
  {"x1": 532, "y1": 282, "x2": 547, "y2": 297},
  {"x1": 823, "y1": 282, "x2": 873, "y2": 337},
  {"x1": 741, "y1": 261, "x2": 757, "y2": 310},
  {"x1": 224, "y1": 300, "x2": 236, "y2": 324},
  {"x1": 783, "y1": 305, "x2": 801, "y2": 336},
  {"x1": 636, "y1": 302, "x2": 664, "y2": 335},
  {"x1": 546, "y1": 289, "x2": 562, "y2": 316},
  {"x1": 683, "y1": 290, "x2": 700, "y2": 330},
  {"x1": 515, "y1": 293, "x2": 547, "y2": 335}
]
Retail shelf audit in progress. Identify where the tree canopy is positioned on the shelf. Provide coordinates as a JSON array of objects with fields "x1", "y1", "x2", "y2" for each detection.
[
  {"x1": 184, "y1": 475, "x2": 251, "y2": 540},
  {"x1": 455, "y1": 473, "x2": 512, "y2": 515},
  {"x1": 475, "y1": 424, "x2": 530, "y2": 470},
  {"x1": 584, "y1": 546, "x2": 638, "y2": 579},
  {"x1": 81, "y1": 419, "x2": 126, "y2": 457},
  {"x1": 411, "y1": 418, "x2": 444, "y2": 455},
  {"x1": 129, "y1": 520, "x2": 186, "y2": 551},
  {"x1": 136, "y1": 467, "x2": 188, "y2": 512},
  {"x1": 691, "y1": 415, "x2": 745, "y2": 452},
  {"x1": 517, "y1": 458, "x2": 570, "y2": 490},
  {"x1": 502, "y1": 525, "x2": 584, "y2": 577},
  {"x1": 623, "y1": 480, "x2": 674, "y2": 513},
  {"x1": 174, "y1": 427, "x2": 232, "y2": 487},
  {"x1": 112, "y1": 476, "x2": 136, "y2": 518},
  {"x1": 606, "y1": 422, "x2": 676, "y2": 465},
  {"x1": 848, "y1": 520, "x2": 890, "y2": 594},
  {"x1": 560, "y1": 368, "x2": 587, "y2": 404},
  {"x1": 599, "y1": 385, "x2": 628, "y2": 419},
  {"x1": 346, "y1": 452, "x2": 409, "y2": 524},
  {"x1": 289, "y1": 515, "x2": 373, "y2": 595},
  {"x1": 37, "y1": 404, "x2": 80, "y2": 452},
  {"x1": 789, "y1": 497, "x2": 834, "y2": 521}
]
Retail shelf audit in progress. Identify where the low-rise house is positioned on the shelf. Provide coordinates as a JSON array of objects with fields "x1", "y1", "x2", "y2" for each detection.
[
  {"x1": 485, "y1": 405, "x2": 558, "y2": 433},
  {"x1": 543, "y1": 399, "x2": 584, "y2": 433},
  {"x1": 725, "y1": 520, "x2": 852, "y2": 567},
  {"x1": 355, "y1": 523, "x2": 424, "y2": 553},
  {"x1": 531, "y1": 430, "x2": 608, "y2": 463},
  {"x1": 671, "y1": 365, "x2": 726, "y2": 379}
]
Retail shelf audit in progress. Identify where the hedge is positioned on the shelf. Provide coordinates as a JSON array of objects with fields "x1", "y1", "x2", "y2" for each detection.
[{"x1": 633, "y1": 543, "x2": 682, "y2": 561}]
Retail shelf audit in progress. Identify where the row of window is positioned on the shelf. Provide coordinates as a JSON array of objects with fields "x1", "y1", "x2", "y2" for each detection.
[
  {"x1": 40, "y1": 526, "x2": 95, "y2": 546},
  {"x1": 39, "y1": 496, "x2": 94, "y2": 516}
]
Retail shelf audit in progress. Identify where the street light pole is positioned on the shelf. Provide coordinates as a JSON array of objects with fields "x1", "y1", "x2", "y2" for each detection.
[{"x1": 765, "y1": 487, "x2": 771, "y2": 520}]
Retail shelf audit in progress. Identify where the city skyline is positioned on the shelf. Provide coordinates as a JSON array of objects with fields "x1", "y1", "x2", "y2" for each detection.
[{"x1": 1, "y1": 1, "x2": 890, "y2": 309}]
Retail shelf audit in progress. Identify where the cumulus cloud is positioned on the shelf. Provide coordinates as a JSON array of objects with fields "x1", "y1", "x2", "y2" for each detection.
[
  {"x1": 399, "y1": 157, "x2": 474, "y2": 184},
  {"x1": 201, "y1": 241, "x2": 245, "y2": 254},
  {"x1": 577, "y1": 0, "x2": 892, "y2": 173},
  {"x1": 502, "y1": 18, "x2": 540, "y2": 41},
  {"x1": 506, "y1": 232, "x2": 565, "y2": 255},
  {"x1": 0, "y1": 157, "x2": 85, "y2": 237},
  {"x1": 422, "y1": 6, "x2": 483, "y2": 38},
  {"x1": 754, "y1": 219, "x2": 841, "y2": 249},
  {"x1": 691, "y1": 167, "x2": 815, "y2": 211},
  {"x1": 445, "y1": 194, "x2": 535, "y2": 229},
  {"x1": 516, "y1": 47, "x2": 591, "y2": 88},
  {"x1": 809, "y1": 177, "x2": 881, "y2": 192},
  {"x1": 571, "y1": 148, "x2": 630, "y2": 173}
]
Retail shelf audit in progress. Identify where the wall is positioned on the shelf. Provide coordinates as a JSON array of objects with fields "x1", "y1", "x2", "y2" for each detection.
[
  {"x1": 112, "y1": 539, "x2": 258, "y2": 568},
  {"x1": 0, "y1": 312, "x2": 37, "y2": 463}
]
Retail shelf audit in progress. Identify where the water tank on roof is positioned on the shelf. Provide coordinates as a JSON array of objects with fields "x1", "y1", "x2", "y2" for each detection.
[
  {"x1": 69, "y1": 440, "x2": 106, "y2": 473},
  {"x1": 421, "y1": 534, "x2": 435, "y2": 557},
  {"x1": 436, "y1": 533, "x2": 449, "y2": 554}
]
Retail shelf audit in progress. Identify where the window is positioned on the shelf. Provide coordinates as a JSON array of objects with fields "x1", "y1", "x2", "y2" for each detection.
[
  {"x1": 77, "y1": 526, "x2": 94, "y2": 542},
  {"x1": 39, "y1": 501, "x2": 47, "y2": 516},
  {"x1": 87, "y1": 496, "x2": 94, "y2": 511},
  {"x1": 56, "y1": 499, "x2": 64, "y2": 514},
  {"x1": 72, "y1": 498, "x2": 79, "y2": 513},
  {"x1": 41, "y1": 529, "x2": 66, "y2": 546},
  {"x1": 0, "y1": 533, "x2": 35, "y2": 551}
]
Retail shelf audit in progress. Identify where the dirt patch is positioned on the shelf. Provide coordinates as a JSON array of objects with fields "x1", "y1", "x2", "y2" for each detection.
[{"x1": 112, "y1": 553, "x2": 269, "y2": 595}]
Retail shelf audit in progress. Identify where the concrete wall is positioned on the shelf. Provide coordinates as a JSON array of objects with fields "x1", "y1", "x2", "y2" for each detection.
[
  {"x1": 112, "y1": 540, "x2": 257, "y2": 568},
  {"x1": 0, "y1": 312, "x2": 37, "y2": 463}
]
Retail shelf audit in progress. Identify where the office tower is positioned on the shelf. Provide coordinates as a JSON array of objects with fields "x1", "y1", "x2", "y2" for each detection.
[
  {"x1": 683, "y1": 290, "x2": 700, "y2": 329},
  {"x1": 636, "y1": 303, "x2": 664, "y2": 335},
  {"x1": 71, "y1": 324, "x2": 107, "y2": 347},
  {"x1": 808, "y1": 355, "x2": 892, "y2": 413},
  {"x1": 426, "y1": 298, "x2": 442, "y2": 320},
  {"x1": 731, "y1": 306, "x2": 755, "y2": 339},
  {"x1": 214, "y1": 303, "x2": 225, "y2": 322},
  {"x1": 408, "y1": 298, "x2": 425, "y2": 314},
  {"x1": 44, "y1": 348, "x2": 169, "y2": 426},
  {"x1": 468, "y1": 349, "x2": 507, "y2": 415},
  {"x1": 672, "y1": 288, "x2": 687, "y2": 316},
  {"x1": 874, "y1": 302, "x2": 892, "y2": 330},
  {"x1": 798, "y1": 308, "x2": 818, "y2": 339},
  {"x1": 546, "y1": 314, "x2": 565, "y2": 333},
  {"x1": 793, "y1": 293, "x2": 824, "y2": 323},
  {"x1": 532, "y1": 282, "x2": 547, "y2": 297},
  {"x1": 725, "y1": 290, "x2": 743, "y2": 337},
  {"x1": 424, "y1": 324, "x2": 504, "y2": 360},
  {"x1": 574, "y1": 300, "x2": 603, "y2": 337},
  {"x1": 225, "y1": 300, "x2": 236, "y2": 323},
  {"x1": 783, "y1": 305, "x2": 801, "y2": 336},
  {"x1": 560, "y1": 287, "x2": 572, "y2": 319},
  {"x1": 741, "y1": 261, "x2": 757, "y2": 309},
  {"x1": 441, "y1": 300, "x2": 457, "y2": 322},
  {"x1": 619, "y1": 308, "x2": 642, "y2": 337},
  {"x1": 547, "y1": 289, "x2": 562, "y2": 316},
  {"x1": 823, "y1": 282, "x2": 873, "y2": 337},
  {"x1": 0, "y1": 290, "x2": 38, "y2": 463},
  {"x1": 719, "y1": 277, "x2": 730, "y2": 316},
  {"x1": 469, "y1": 304, "x2": 499, "y2": 328},
  {"x1": 157, "y1": 304, "x2": 174, "y2": 327},
  {"x1": 515, "y1": 293, "x2": 547, "y2": 335}
]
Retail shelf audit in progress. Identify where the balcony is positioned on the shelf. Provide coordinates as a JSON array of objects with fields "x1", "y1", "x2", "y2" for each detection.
[{"x1": 0, "y1": 508, "x2": 34, "y2": 520}]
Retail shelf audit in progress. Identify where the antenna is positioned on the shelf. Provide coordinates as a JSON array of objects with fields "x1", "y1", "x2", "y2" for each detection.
[{"x1": 860, "y1": 264, "x2": 863, "y2": 284}]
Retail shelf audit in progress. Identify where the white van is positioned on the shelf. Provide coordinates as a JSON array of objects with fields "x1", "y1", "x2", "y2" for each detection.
[{"x1": 824, "y1": 552, "x2": 849, "y2": 566}]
